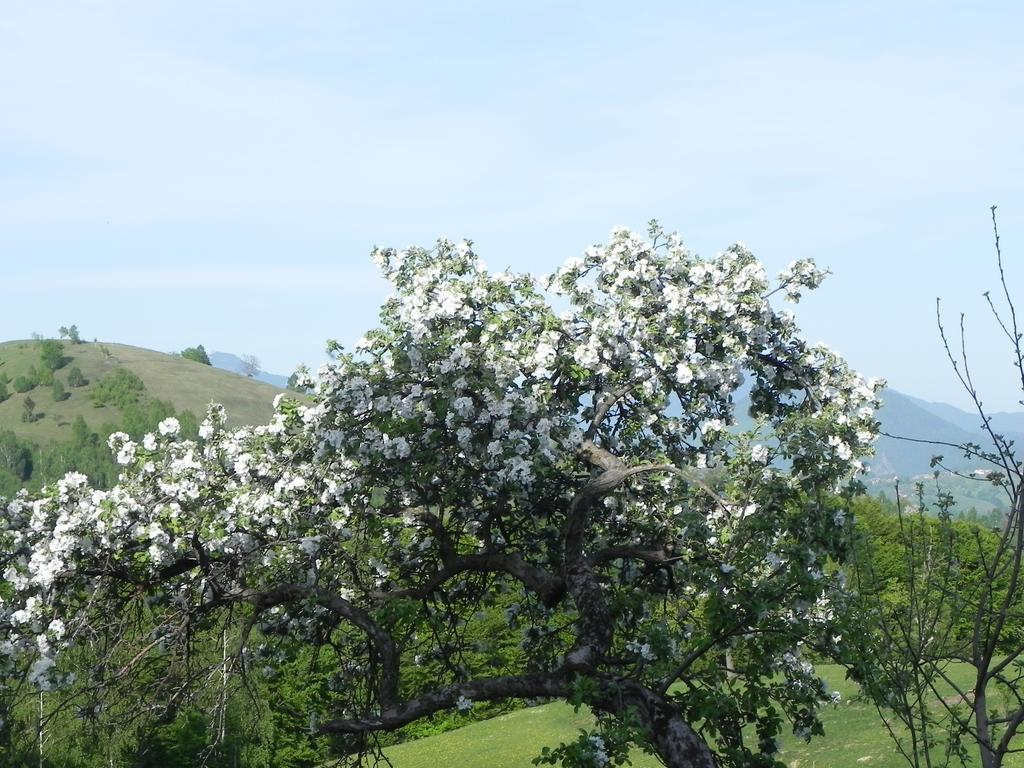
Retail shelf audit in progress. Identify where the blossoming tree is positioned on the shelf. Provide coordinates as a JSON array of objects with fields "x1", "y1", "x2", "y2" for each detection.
[{"x1": 1, "y1": 224, "x2": 880, "y2": 767}]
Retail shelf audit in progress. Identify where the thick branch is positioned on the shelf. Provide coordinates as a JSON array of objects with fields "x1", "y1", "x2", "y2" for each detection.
[
  {"x1": 317, "y1": 670, "x2": 716, "y2": 768},
  {"x1": 242, "y1": 583, "x2": 400, "y2": 706},
  {"x1": 589, "y1": 545, "x2": 674, "y2": 568},
  {"x1": 374, "y1": 551, "x2": 565, "y2": 607},
  {"x1": 317, "y1": 672, "x2": 569, "y2": 733},
  {"x1": 562, "y1": 441, "x2": 678, "y2": 669},
  {"x1": 588, "y1": 677, "x2": 716, "y2": 768}
]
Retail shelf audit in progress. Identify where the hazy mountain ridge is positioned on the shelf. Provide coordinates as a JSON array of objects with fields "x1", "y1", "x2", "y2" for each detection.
[
  {"x1": 903, "y1": 392, "x2": 1024, "y2": 442},
  {"x1": 872, "y1": 389, "x2": 1024, "y2": 477},
  {"x1": 209, "y1": 351, "x2": 290, "y2": 388}
]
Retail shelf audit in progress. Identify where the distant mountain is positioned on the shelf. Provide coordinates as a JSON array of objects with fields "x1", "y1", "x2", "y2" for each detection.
[
  {"x1": 734, "y1": 386, "x2": 1015, "y2": 478},
  {"x1": 210, "y1": 352, "x2": 290, "y2": 389},
  {"x1": 865, "y1": 389, "x2": 1024, "y2": 515},
  {"x1": 902, "y1": 393, "x2": 1024, "y2": 446},
  {"x1": 869, "y1": 390, "x2": 987, "y2": 477}
]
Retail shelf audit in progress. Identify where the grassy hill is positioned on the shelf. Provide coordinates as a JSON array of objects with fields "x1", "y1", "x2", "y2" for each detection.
[
  {"x1": 381, "y1": 663, "x2": 1022, "y2": 768},
  {"x1": 0, "y1": 339, "x2": 283, "y2": 445}
]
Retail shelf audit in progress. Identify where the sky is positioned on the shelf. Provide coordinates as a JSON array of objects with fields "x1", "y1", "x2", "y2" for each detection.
[{"x1": 2, "y1": 2, "x2": 1024, "y2": 411}]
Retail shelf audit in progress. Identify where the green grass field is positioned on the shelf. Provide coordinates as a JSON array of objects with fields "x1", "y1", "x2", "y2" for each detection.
[
  {"x1": 0, "y1": 340, "x2": 283, "y2": 443},
  {"x1": 381, "y1": 664, "x2": 1023, "y2": 768}
]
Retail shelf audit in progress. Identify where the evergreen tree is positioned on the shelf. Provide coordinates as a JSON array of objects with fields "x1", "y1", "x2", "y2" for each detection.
[{"x1": 21, "y1": 396, "x2": 35, "y2": 423}]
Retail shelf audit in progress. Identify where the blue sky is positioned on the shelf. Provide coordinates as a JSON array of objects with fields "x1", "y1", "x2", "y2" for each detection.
[{"x1": 2, "y1": 2, "x2": 1023, "y2": 410}]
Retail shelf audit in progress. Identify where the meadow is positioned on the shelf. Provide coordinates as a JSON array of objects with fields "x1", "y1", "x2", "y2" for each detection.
[{"x1": 383, "y1": 664, "x2": 1020, "y2": 768}]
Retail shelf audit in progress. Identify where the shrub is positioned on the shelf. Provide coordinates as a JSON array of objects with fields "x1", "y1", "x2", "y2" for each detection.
[
  {"x1": 39, "y1": 339, "x2": 66, "y2": 371},
  {"x1": 180, "y1": 345, "x2": 211, "y2": 366},
  {"x1": 90, "y1": 368, "x2": 145, "y2": 408},
  {"x1": 21, "y1": 396, "x2": 35, "y2": 423}
]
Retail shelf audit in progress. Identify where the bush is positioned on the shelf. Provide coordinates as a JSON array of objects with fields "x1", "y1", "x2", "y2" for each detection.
[
  {"x1": 90, "y1": 368, "x2": 145, "y2": 408},
  {"x1": 12, "y1": 376, "x2": 33, "y2": 394},
  {"x1": 39, "y1": 339, "x2": 66, "y2": 371},
  {"x1": 21, "y1": 396, "x2": 35, "y2": 423},
  {"x1": 180, "y1": 345, "x2": 211, "y2": 366},
  {"x1": 52, "y1": 380, "x2": 68, "y2": 402},
  {"x1": 67, "y1": 367, "x2": 88, "y2": 387}
]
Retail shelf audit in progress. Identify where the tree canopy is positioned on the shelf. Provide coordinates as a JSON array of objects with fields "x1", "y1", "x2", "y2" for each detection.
[
  {"x1": 180, "y1": 344, "x2": 212, "y2": 366},
  {"x1": 0, "y1": 224, "x2": 881, "y2": 767}
]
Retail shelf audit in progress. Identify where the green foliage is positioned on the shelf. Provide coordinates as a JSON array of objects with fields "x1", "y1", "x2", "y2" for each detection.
[
  {"x1": 58, "y1": 324, "x2": 83, "y2": 344},
  {"x1": 31, "y1": 418, "x2": 119, "y2": 490},
  {"x1": 0, "y1": 429, "x2": 33, "y2": 481},
  {"x1": 90, "y1": 367, "x2": 146, "y2": 408},
  {"x1": 180, "y1": 344, "x2": 212, "y2": 366},
  {"x1": 35, "y1": 364, "x2": 54, "y2": 387},
  {"x1": 52, "y1": 379, "x2": 68, "y2": 402},
  {"x1": 39, "y1": 338, "x2": 66, "y2": 371},
  {"x1": 66, "y1": 367, "x2": 88, "y2": 387},
  {"x1": 0, "y1": 379, "x2": 7, "y2": 402},
  {"x1": 845, "y1": 491, "x2": 1022, "y2": 765},
  {"x1": 129, "y1": 709, "x2": 226, "y2": 768},
  {"x1": 21, "y1": 396, "x2": 36, "y2": 423},
  {"x1": 0, "y1": 339, "x2": 281, "y2": 447},
  {"x1": 12, "y1": 376, "x2": 33, "y2": 394},
  {"x1": 87, "y1": 369, "x2": 200, "y2": 439},
  {"x1": 286, "y1": 371, "x2": 308, "y2": 392}
]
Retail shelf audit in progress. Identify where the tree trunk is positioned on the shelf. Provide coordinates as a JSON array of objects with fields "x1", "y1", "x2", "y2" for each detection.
[
  {"x1": 975, "y1": 689, "x2": 999, "y2": 768},
  {"x1": 592, "y1": 679, "x2": 716, "y2": 768}
]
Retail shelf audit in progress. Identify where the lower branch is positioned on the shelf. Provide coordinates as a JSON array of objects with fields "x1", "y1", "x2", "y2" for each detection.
[{"x1": 317, "y1": 672, "x2": 569, "y2": 733}]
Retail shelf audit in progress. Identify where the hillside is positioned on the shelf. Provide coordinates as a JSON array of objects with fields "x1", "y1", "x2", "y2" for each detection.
[
  {"x1": 869, "y1": 389, "x2": 984, "y2": 476},
  {"x1": 0, "y1": 340, "x2": 283, "y2": 446},
  {"x1": 861, "y1": 389, "x2": 1015, "y2": 518}
]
